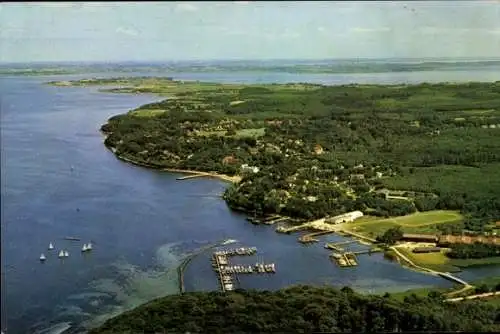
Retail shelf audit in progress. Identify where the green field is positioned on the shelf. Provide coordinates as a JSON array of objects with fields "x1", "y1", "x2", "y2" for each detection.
[
  {"x1": 346, "y1": 210, "x2": 463, "y2": 237},
  {"x1": 396, "y1": 247, "x2": 462, "y2": 272}
]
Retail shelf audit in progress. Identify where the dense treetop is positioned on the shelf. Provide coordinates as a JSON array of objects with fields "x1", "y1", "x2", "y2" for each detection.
[{"x1": 90, "y1": 285, "x2": 500, "y2": 333}]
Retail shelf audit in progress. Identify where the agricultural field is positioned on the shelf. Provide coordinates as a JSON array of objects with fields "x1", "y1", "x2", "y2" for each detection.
[{"x1": 344, "y1": 210, "x2": 463, "y2": 238}]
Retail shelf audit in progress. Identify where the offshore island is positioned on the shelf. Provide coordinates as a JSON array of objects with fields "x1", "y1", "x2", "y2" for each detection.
[{"x1": 48, "y1": 77, "x2": 500, "y2": 332}]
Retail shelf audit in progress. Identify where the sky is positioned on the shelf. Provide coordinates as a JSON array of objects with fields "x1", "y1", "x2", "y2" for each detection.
[{"x1": 0, "y1": 1, "x2": 499, "y2": 63}]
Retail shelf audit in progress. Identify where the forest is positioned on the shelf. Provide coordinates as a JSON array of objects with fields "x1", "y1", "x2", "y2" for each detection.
[
  {"x1": 448, "y1": 242, "x2": 500, "y2": 259},
  {"x1": 90, "y1": 285, "x2": 500, "y2": 333},
  {"x1": 91, "y1": 78, "x2": 500, "y2": 232},
  {"x1": 44, "y1": 77, "x2": 500, "y2": 233}
]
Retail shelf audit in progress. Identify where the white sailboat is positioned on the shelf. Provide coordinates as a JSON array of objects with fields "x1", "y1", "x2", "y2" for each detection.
[
  {"x1": 48, "y1": 242, "x2": 54, "y2": 250},
  {"x1": 86, "y1": 242, "x2": 92, "y2": 251},
  {"x1": 39, "y1": 253, "x2": 46, "y2": 261},
  {"x1": 81, "y1": 244, "x2": 88, "y2": 252},
  {"x1": 58, "y1": 250, "x2": 65, "y2": 258},
  {"x1": 64, "y1": 251, "x2": 69, "y2": 257}
]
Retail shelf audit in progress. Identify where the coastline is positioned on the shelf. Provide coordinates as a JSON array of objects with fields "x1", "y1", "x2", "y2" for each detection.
[
  {"x1": 109, "y1": 147, "x2": 242, "y2": 184},
  {"x1": 107, "y1": 144, "x2": 474, "y2": 282}
]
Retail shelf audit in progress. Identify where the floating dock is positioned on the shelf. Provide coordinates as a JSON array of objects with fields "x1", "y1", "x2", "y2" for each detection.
[{"x1": 330, "y1": 252, "x2": 358, "y2": 267}]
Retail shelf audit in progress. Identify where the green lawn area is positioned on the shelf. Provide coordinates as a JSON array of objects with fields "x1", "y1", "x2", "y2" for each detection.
[
  {"x1": 396, "y1": 247, "x2": 461, "y2": 273},
  {"x1": 394, "y1": 246, "x2": 500, "y2": 273},
  {"x1": 235, "y1": 127, "x2": 265, "y2": 138},
  {"x1": 346, "y1": 210, "x2": 463, "y2": 238},
  {"x1": 130, "y1": 109, "x2": 166, "y2": 117}
]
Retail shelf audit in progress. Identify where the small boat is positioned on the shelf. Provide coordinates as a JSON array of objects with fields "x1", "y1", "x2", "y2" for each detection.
[
  {"x1": 86, "y1": 242, "x2": 92, "y2": 251},
  {"x1": 48, "y1": 243, "x2": 54, "y2": 250},
  {"x1": 39, "y1": 253, "x2": 46, "y2": 261},
  {"x1": 58, "y1": 250, "x2": 65, "y2": 258},
  {"x1": 64, "y1": 251, "x2": 69, "y2": 257},
  {"x1": 64, "y1": 237, "x2": 80, "y2": 241},
  {"x1": 81, "y1": 244, "x2": 88, "y2": 252}
]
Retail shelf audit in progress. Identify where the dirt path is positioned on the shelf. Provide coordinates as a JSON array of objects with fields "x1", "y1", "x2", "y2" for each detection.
[{"x1": 446, "y1": 291, "x2": 500, "y2": 302}]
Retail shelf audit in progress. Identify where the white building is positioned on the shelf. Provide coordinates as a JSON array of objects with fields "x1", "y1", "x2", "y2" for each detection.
[
  {"x1": 240, "y1": 164, "x2": 260, "y2": 174},
  {"x1": 326, "y1": 211, "x2": 364, "y2": 224}
]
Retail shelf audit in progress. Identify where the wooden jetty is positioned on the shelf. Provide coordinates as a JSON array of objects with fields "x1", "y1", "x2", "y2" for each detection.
[
  {"x1": 324, "y1": 243, "x2": 344, "y2": 252},
  {"x1": 352, "y1": 248, "x2": 382, "y2": 255},
  {"x1": 276, "y1": 224, "x2": 309, "y2": 234},
  {"x1": 299, "y1": 231, "x2": 333, "y2": 244},
  {"x1": 263, "y1": 216, "x2": 289, "y2": 225}
]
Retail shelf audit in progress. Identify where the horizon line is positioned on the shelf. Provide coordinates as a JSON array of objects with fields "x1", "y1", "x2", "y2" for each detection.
[{"x1": 2, "y1": 56, "x2": 500, "y2": 66}]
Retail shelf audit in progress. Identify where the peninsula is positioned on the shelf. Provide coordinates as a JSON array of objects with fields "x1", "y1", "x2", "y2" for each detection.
[{"x1": 47, "y1": 76, "x2": 500, "y2": 332}]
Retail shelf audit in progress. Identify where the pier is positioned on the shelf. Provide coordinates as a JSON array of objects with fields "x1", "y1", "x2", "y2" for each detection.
[
  {"x1": 263, "y1": 216, "x2": 289, "y2": 225},
  {"x1": 299, "y1": 231, "x2": 333, "y2": 244},
  {"x1": 211, "y1": 246, "x2": 276, "y2": 292},
  {"x1": 352, "y1": 248, "x2": 383, "y2": 255},
  {"x1": 276, "y1": 224, "x2": 309, "y2": 233}
]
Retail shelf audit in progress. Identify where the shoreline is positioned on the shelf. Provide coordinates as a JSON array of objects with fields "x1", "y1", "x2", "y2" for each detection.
[
  {"x1": 110, "y1": 148, "x2": 242, "y2": 184},
  {"x1": 108, "y1": 145, "x2": 476, "y2": 283}
]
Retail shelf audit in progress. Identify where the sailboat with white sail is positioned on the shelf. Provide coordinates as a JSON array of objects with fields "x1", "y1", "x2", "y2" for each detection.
[
  {"x1": 58, "y1": 250, "x2": 65, "y2": 258},
  {"x1": 39, "y1": 253, "x2": 46, "y2": 261},
  {"x1": 48, "y1": 242, "x2": 54, "y2": 250}
]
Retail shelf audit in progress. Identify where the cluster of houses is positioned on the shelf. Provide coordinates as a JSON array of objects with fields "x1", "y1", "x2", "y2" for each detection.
[{"x1": 399, "y1": 233, "x2": 500, "y2": 253}]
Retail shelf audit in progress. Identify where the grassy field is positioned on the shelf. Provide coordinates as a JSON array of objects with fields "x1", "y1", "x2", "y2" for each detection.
[
  {"x1": 394, "y1": 245, "x2": 500, "y2": 273},
  {"x1": 130, "y1": 109, "x2": 167, "y2": 117},
  {"x1": 395, "y1": 247, "x2": 461, "y2": 272},
  {"x1": 345, "y1": 210, "x2": 463, "y2": 238},
  {"x1": 387, "y1": 276, "x2": 500, "y2": 302}
]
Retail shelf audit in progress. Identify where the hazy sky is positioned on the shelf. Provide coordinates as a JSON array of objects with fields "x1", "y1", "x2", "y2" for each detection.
[{"x1": 1, "y1": 1, "x2": 499, "y2": 62}]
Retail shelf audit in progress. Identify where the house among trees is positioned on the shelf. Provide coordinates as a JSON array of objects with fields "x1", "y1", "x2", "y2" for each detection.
[
  {"x1": 326, "y1": 211, "x2": 364, "y2": 224},
  {"x1": 240, "y1": 164, "x2": 260, "y2": 174},
  {"x1": 438, "y1": 234, "x2": 500, "y2": 247},
  {"x1": 313, "y1": 144, "x2": 324, "y2": 155},
  {"x1": 401, "y1": 233, "x2": 439, "y2": 243},
  {"x1": 412, "y1": 246, "x2": 441, "y2": 253},
  {"x1": 222, "y1": 155, "x2": 238, "y2": 165}
]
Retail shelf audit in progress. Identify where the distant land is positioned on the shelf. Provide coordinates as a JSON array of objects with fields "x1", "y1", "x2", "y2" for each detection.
[{"x1": 2, "y1": 58, "x2": 500, "y2": 76}]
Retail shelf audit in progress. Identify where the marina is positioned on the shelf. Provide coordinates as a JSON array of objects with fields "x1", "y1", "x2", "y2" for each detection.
[
  {"x1": 330, "y1": 252, "x2": 358, "y2": 267},
  {"x1": 211, "y1": 246, "x2": 277, "y2": 292}
]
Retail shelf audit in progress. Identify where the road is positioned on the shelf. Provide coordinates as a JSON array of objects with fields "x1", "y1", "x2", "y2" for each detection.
[
  {"x1": 446, "y1": 291, "x2": 500, "y2": 302},
  {"x1": 390, "y1": 246, "x2": 472, "y2": 291}
]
